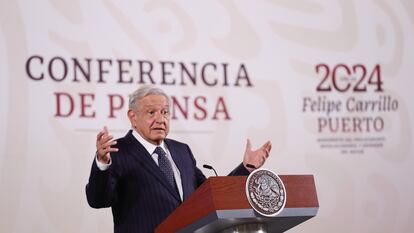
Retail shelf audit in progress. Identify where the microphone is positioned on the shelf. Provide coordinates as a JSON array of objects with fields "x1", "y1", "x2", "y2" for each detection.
[
  {"x1": 246, "y1": 163, "x2": 256, "y2": 169},
  {"x1": 203, "y1": 164, "x2": 218, "y2": 176}
]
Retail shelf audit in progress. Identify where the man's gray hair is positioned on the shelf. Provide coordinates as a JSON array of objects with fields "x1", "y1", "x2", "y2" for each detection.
[{"x1": 129, "y1": 85, "x2": 170, "y2": 110}]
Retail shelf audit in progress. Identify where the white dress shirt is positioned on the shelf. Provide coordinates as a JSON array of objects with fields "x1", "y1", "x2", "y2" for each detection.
[{"x1": 96, "y1": 130, "x2": 183, "y2": 200}]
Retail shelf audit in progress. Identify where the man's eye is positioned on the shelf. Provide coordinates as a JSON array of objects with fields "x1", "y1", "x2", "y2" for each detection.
[
  {"x1": 161, "y1": 110, "x2": 169, "y2": 115},
  {"x1": 148, "y1": 111, "x2": 155, "y2": 115}
]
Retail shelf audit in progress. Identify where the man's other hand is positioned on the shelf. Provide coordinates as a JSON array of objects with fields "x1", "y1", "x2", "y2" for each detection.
[
  {"x1": 96, "y1": 126, "x2": 118, "y2": 164},
  {"x1": 243, "y1": 139, "x2": 272, "y2": 172}
]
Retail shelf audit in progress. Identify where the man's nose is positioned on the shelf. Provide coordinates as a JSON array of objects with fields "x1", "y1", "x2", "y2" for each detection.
[{"x1": 154, "y1": 112, "x2": 165, "y2": 122}]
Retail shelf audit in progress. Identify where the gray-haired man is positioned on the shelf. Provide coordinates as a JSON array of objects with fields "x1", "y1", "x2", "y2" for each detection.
[{"x1": 86, "y1": 85, "x2": 272, "y2": 233}]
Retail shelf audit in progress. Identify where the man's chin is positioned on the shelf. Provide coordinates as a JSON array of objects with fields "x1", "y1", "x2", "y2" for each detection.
[{"x1": 151, "y1": 132, "x2": 167, "y2": 142}]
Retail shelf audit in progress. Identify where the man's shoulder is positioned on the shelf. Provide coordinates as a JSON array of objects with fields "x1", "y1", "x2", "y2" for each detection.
[
  {"x1": 114, "y1": 130, "x2": 135, "y2": 147},
  {"x1": 165, "y1": 138, "x2": 187, "y2": 146},
  {"x1": 164, "y1": 138, "x2": 189, "y2": 149}
]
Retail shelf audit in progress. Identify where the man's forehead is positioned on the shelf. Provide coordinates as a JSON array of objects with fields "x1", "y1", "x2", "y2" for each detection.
[
  {"x1": 139, "y1": 94, "x2": 167, "y2": 101},
  {"x1": 141, "y1": 103, "x2": 169, "y2": 108},
  {"x1": 137, "y1": 94, "x2": 170, "y2": 108}
]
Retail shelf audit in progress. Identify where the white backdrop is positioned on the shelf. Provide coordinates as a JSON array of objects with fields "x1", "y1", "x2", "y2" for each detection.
[{"x1": 1, "y1": 1, "x2": 413, "y2": 232}]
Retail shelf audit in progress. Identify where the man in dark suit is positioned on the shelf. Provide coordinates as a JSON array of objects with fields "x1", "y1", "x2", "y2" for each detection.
[{"x1": 86, "y1": 85, "x2": 272, "y2": 233}]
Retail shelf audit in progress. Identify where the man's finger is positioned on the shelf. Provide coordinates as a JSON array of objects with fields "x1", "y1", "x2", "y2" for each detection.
[
  {"x1": 100, "y1": 140, "x2": 118, "y2": 150},
  {"x1": 97, "y1": 126, "x2": 109, "y2": 139},
  {"x1": 100, "y1": 146, "x2": 118, "y2": 156},
  {"x1": 107, "y1": 147, "x2": 119, "y2": 153},
  {"x1": 99, "y1": 135, "x2": 114, "y2": 146},
  {"x1": 102, "y1": 140, "x2": 117, "y2": 149},
  {"x1": 264, "y1": 148, "x2": 270, "y2": 158},
  {"x1": 262, "y1": 141, "x2": 272, "y2": 154},
  {"x1": 259, "y1": 141, "x2": 271, "y2": 158},
  {"x1": 102, "y1": 135, "x2": 114, "y2": 142},
  {"x1": 96, "y1": 130, "x2": 105, "y2": 140},
  {"x1": 260, "y1": 140, "x2": 271, "y2": 149},
  {"x1": 246, "y1": 139, "x2": 252, "y2": 151}
]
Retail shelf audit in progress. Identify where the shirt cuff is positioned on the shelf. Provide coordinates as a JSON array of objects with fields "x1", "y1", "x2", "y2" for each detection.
[{"x1": 95, "y1": 154, "x2": 112, "y2": 171}]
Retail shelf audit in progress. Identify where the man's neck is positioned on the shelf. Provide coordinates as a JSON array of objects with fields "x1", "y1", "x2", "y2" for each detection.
[{"x1": 132, "y1": 129, "x2": 165, "y2": 154}]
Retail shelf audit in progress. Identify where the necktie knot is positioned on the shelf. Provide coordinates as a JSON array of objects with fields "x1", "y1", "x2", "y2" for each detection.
[{"x1": 154, "y1": 146, "x2": 166, "y2": 157}]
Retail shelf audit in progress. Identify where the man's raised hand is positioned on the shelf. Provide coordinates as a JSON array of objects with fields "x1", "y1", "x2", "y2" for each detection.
[
  {"x1": 243, "y1": 139, "x2": 272, "y2": 172},
  {"x1": 96, "y1": 126, "x2": 118, "y2": 164}
]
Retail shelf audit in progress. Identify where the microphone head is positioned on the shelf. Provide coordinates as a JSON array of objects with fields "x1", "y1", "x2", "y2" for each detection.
[{"x1": 203, "y1": 164, "x2": 213, "y2": 169}]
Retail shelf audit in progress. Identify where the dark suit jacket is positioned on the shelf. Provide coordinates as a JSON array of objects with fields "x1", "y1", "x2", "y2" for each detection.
[{"x1": 86, "y1": 130, "x2": 249, "y2": 233}]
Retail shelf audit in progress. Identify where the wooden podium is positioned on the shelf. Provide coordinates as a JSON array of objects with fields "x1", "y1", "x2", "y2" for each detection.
[{"x1": 155, "y1": 175, "x2": 319, "y2": 233}]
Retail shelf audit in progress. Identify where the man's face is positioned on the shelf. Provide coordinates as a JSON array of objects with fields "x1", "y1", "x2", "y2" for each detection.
[{"x1": 128, "y1": 94, "x2": 170, "y2": 145}]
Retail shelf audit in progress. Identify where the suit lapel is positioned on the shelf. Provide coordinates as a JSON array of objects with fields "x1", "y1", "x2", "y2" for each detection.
[
  {"x1": 165, "y1": 139, "x2": 190, "y2": 200},
  {"x1": 125, "y1": 131, "x2": 181, "y2": 202}
]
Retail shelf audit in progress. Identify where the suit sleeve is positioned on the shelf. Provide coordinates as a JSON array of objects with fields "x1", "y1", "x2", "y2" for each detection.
[
  {"x1": 85, "y1": 158, "x2": 118, "y2": 208},
  {"x1": 185, "y1": 145, "x2": 207, "y2": 187},
  {"x1": 228, "y1": 163, "x2": 250, "y2": 176},
  {"x1": 194, "y1": 165, "x2": 207, "y2": 187},
  {"x1": 194, "y1": 162, "x2": 249, "y2": 187}
]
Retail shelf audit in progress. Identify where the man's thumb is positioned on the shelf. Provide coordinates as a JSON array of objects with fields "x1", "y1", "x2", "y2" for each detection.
[{"x1": 246, "y1": 139, "x2": 252, "y2": 151}]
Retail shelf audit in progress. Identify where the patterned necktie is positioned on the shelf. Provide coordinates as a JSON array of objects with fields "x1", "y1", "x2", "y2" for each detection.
[{"x1": 154, "y1": 146, "x2": 176, "y2": 188}]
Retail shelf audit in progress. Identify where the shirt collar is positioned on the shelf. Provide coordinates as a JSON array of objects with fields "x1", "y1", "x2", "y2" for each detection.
[{"x1": 132, "y1": 129, "x2": 166, "y2": 154}]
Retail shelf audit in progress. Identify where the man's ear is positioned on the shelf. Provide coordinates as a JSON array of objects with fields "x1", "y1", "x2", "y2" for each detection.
[{"x1": 127, "y1": 109, "x2": 135, "y2": 125}]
